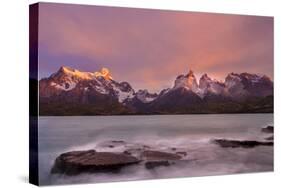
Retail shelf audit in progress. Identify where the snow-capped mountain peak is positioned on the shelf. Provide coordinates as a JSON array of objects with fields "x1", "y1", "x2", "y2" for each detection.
[
  {"x1": 199, "y1": 73, "x2": 212, "y2": 89},
  {"x1": 224, "y1": 72, "x2": 273, "y2": 98},
  {"x1": 46, "y1": 67, "x2": 115, "y2": 92},
  {"x1": 56, "y1": 66, "x2": 95, "y2": 80},
  {"x1": 93, "y1": 68, "x2": 113, "y2": 80},
  {"x1": 53, "y1": 66, "x2": 113, "y2": 81},
  {"x1": 40, "y1": 67, "x2": 273, "y2": 113},
  {"x1": 46, "y1": 66, "x2": 94, "y2": 92},
  {"x1": 174, "y1": 70, "x2": 197, "y2": 87},
  {"x1": 41, "y1": 66, "x2": 135, "y2": 103},
  {"x1": 199, "y1": 74, "x2": 225, "y2": 95},
  {"x1": 187, "y1": 70, "x2": 195, "y2": 77},
  {"x1": 225, "y1": 73, "x2": 242, "y2": 89},
  {"x1": 173, "y1": 70, "x2": 201, "y2": 95}
]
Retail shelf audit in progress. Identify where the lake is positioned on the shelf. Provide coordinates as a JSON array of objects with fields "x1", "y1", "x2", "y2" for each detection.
[{"x1": 38, "y1": 114, "x2": 273, "y2": 185}]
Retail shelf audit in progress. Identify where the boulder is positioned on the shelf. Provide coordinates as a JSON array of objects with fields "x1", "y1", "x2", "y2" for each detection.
[
  {"x1": 51, "y1": 142, "x2": 189, "y2": 175},
  {"x1": 140, "y1": 150, "x2": 181, "y2": 169},
  {"x1": 141, "y1": 150, "x2": 182, "y2": 161},
  {"x1": 262, "y1": 126, "x2": 274, "y2": 133},
  {"x1": 213, "y1": 139, "x2": 273, "y2": 148},
  {"x1": 51, "y1": 150, "x2": 140, "y2": 175},
  {"x1": 265, "y1": 136, "x2": 274, "y2": 141}
]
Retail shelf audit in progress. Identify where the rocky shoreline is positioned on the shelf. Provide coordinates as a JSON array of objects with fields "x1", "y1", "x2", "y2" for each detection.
[
  {"x1": 212, "y1": 139, "x2": 273, "y2": 148},
  {"x1": 51, "y1": 150, "x2": 141, "y2": 175},
  {"x1": 262, "y1": 125, "x2": 274, "y2": 133},
  {"x1": 212, "y1": 125, "x2": 274, "y2": 148},
  {"x1": 51, "y1": 125, "x2": 274, "y2": 175},
  {"x1": 51, "y1": 145, "x2": 185, "y2": 175}
]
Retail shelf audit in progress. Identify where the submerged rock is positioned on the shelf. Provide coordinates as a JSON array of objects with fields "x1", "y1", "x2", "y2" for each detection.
[
  {"x1": 262, "y1": 126, "x2": 274, "y2": 133},
  {"x1": 111, "y1": 140, "x2": 126, "y2": 144},
  {"x1": 51, "y1": 140, "x2": 189, "y2": 174},
  {"x1": 145, "y1": 161, "x2": 171, "y2": 169},
  {"x1": 51, "y1": 150, "x2": 140, "y2": 175},
  {"x1": 141, "y1": 150, "x2": 181, "y2": 169},
  {"x1": 265, "y1": 136, "x2": 274, "y2": 141},
  {"x1": 176, "y1": 151, "x2": 187, "y2": 157},
  {"x1": 213, "y1": 139, "x2": 273, "y2": 148},
  {"x1": 97, "y1": 140, "x2": 127, "y2": 148},
  {"x1": 141, "y1": 150, "x2": 182, "y2": 161}
]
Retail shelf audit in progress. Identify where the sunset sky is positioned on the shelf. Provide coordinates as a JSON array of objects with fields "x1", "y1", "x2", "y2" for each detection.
[{"x1": 38, "y1": 3, "x2": 273, "y2": 92}]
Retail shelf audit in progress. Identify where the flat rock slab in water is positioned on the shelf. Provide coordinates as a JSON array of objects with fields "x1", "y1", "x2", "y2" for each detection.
[
  {"x1": 145, "y1": 161, "x2": 171, "y2": 169},
  {"x1": 262, "y1": 126, "x2": 274, "y2": 133},
  {"x1": 51, "y1": 149, "x2": 185, "y2": 175},
  {"x1": 141, "y1": 150, "x2": 182, "y2": 169},
  {"x1": 141, "y1": 150, "x2": 182, "y2": 161},
  {"x1": 265, "y1": 136, "x2": 274, "y2": 141},
  {"x1": 213, "y1": 139, "x2": 273, "y2": 148},
  {"x1": 51, "y1": 150, "x2": 140, "y2": 175}
]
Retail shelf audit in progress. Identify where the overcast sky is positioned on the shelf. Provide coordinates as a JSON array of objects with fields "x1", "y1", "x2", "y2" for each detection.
[{"x1": 38, "y1": 3, "x2": 273, "y2": 92}]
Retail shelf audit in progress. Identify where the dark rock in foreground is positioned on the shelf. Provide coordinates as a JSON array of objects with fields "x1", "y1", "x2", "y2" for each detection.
[
  {"x1": 145, "y1": 161, "x2": 171, "y2": 169},
  {"x1": 262, "y1": 126, "x2": 274, "y2": 133},
  {"x1": 111, "y1": 140, "x2": 126, "y2": 143},
  {"x1": 265, "y1": 136, "x2": 274, "y2": 141},
  {"x1": 213, "y1": 139, "x2": 273, "y2": 148},
  {"x1": 51, "y1": 148, "x2": 184, "y2": 175},
  {"x1": 141, "y1": 150, "x2": 182, "y2": 161},
  {"x1": 141, "y1": 150, "x2": 182, "y2": 170},
  {"x1": 176, "y1": 151, "x2": 187, "y2": 156},
  {"x1": 51, "y1": 150, "x2": 140, "y2": 175}
]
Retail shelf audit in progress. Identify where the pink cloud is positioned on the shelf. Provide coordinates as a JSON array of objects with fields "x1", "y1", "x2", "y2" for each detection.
[{"x1": 38, "y1": 3, "x2": 273, "y2": 92}]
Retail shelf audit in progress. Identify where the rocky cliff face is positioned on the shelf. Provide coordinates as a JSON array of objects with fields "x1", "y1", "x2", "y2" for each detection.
[{"x1": 39, "y1": 67, "x2": 273, "y2": 115}]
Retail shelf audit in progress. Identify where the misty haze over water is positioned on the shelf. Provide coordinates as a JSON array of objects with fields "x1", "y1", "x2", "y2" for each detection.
[{"x1": 38, "y1": 114, "x2": 273, "y2": 185}]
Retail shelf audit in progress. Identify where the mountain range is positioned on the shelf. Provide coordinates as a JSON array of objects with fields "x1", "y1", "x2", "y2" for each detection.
[{"x1": 39, "y1": 66, "x2": 273, "y2": 115}]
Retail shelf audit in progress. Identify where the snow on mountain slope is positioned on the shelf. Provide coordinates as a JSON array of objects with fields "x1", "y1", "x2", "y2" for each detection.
[
  {"x1": 93, "y1": 68, "x2": 113, "y2": 80},
  {"x1": 174, "y1": 70, "x2": 198, "y2": 90},
  {"x1": 224, "y1": 72, "x2": 273, "y2": 98},
  {"x1": 40, "y1": 66, "x2": 273, "y2": 107},
  {"x1": 225, "y1": 73, "x2": 243, "y2": 89},
  {"x1": 53, "y1": 66, "x2": 96, "y2": 80},
  {"x1": 46, "y1": 66, "x2": 114, "y2": 92},
  {"x1": 172, "y1": 70, "x2": 212, "y2": 98},
  {"x1": 172, "y1": 70, "x2": 204, "y2": 97},
  {"x1": 111, "y1": 81, "x2": 135, "y2": 103},
  {"x1": 166, "y1": 70, "x2": 272, "y2": 99},
  {"x1": 135, "y1": 89, "x2": 158, "y2": 103},
  {"x1": 199, "y1": 74, "x2": 225, "y2": 95},
  {"x1": 40, "y1": 67, "x2": 134, "y2": 102}
]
